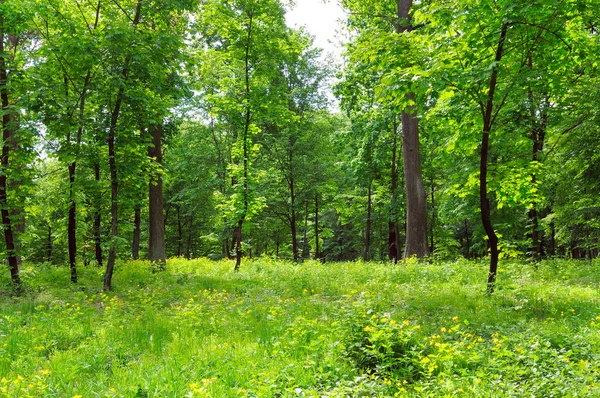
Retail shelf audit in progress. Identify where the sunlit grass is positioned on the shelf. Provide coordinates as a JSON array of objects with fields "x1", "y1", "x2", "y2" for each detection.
[{"x1": 0, "y1": 257, "x2": 599, "y2": 396}]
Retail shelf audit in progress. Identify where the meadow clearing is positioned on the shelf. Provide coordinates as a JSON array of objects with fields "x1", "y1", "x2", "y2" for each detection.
[{"x1": 1, "y1": 258, "x2": 599, "y2": 397}]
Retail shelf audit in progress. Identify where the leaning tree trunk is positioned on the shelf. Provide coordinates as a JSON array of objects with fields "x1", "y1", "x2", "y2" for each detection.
[
  {"x1": 480, "y1": 24, "x2": 508, "y2": 294},
  {"x1": 103, "y1": 0, "x2": 143, "y2": 291},
  {"x1": 397, "y1": 0, "x2": 429, "y2": 259},
  {"x1": 148, "y1": 123, "x2": 166, "y2": 266}
]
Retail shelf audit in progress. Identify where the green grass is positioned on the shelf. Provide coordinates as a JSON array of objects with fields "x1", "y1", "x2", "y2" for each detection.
[{"x1": 0, "y1": 257, "x2": 599, "y2": 397}]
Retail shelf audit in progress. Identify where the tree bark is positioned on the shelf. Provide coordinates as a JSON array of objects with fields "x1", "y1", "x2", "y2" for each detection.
[
  {"x1": 0, "y1": 18, "x2": 20, "y2": 286},
  {"x1": 314, "y1": 193, "x2": 320, "y2": 261},
  {"x1": 480, "y1": 23, "x2": 508, "y2": 294},
  {"x1": 148, "y1": 123, "x2": 166, "y2": 266},
  {"x1": 176, "y1": 204, "x2": 183, "y2": 256},
  {"x1": 104, "y1": 0, "x2": 143, "y2": 291},
  {"x1": 397, "y1": 0, "x2": 429, "y2": 259},
  {"x1": 364, "y1": 182, "x2": 372, "y2": 261},
  {"x1": 67, "y1": 3, "x2": 99, "y2": 283},
  {"x1": 234, "y1": 10, "x2": 253, "y2": 271},
  {"x1": 429, "y1": 177, "x2": 435, "y2": 254},
  {"x1": 131, "y1": 204, "x2": 141, "y2": 260},
  {"x1": 389, "y1": 115, "x2": 400, "y2": 262},
  {"x1": 46, "y1": 224, "x2": 52, "y2": 263},
  {"x1": 302, "y1": 200, "x2": 309, "y2": 259},
  {"x1": 93, "y1": 161, "x2": 103, "y2": 266},
  {"x1": 289, "y1": 168, "x2": 298, "y2": 261}
]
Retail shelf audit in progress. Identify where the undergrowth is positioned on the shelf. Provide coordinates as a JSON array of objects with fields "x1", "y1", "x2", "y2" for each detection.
[{"x1": 0, "y1": 257, "x2": 599, "y2": 396}]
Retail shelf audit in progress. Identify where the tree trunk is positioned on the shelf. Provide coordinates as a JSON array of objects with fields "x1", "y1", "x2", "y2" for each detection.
[
  {"x1": 314, "y1": 193, "x2": 320, "y2": 261},
  {"x1": 66, "y1": 4, "x2": 98, "y2": 283},
  {"x1": 93, "y1": 161, "x2": 103, "y2": 266},
  {"x1": 389, "y1": 114, "x2": 400, "y2": 262},
  {"x1": 234, "y1": 10, "x2": 253, "y2": 272},
  {"x1": 480, "y1": 24, "x2": 508, "y2": 294},
  {"x1": 148, "y1": 123, "x2": 166, "y2": 266},
  {"x1": 131, "y1": 204, "x2": 141, "y2": 260},
  {"x1": 397, "y1": 0, "x2": 429, "y2": 259},
  {"x1": 364, "y1": 182, "x2": 372, "y2": 261},
  {"x1": 0, "y1": 19, "x2": 20, "y2": 286},
  {"x1": 176, "y1": 204, "x2": 183, "y2": 256},
  {"x1": 302, "y1": 200, "x2": 309, "y2": 259},
  {"x1": 104, "y1": 0, "x2": 143, "y2": 291},
  {"x1": 184, "y1": 215, "x2": 192, "y2": 259},
  {"x1": 429, "y1": 178, "x2": 435, "y2": 254},
  {"x1": 46, "y1": 224, "x2": 52, "y2": 263},
  {"x1": 289, "y1": 173, "x2": 298, "y2": 261}
]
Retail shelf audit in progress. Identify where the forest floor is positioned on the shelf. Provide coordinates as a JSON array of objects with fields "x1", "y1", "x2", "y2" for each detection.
[{"x1": 0, "y1": 257, "x2": 599, "y2": 397}]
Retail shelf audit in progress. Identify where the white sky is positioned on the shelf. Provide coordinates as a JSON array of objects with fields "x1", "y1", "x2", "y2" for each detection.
[
  {"x1": 286, "y1": 0, "x2": 346, "y2": 109},
  {"x1": 285, "y1": 0, "x2": 346, "y2": 61}
]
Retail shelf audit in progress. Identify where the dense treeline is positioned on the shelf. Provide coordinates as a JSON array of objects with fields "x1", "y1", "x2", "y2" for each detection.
[{"x1": 1, "y1": 0, "x2": 598, "y2": 290}]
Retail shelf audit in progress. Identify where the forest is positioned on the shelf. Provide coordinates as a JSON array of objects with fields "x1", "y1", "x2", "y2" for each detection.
[{"x1": 1, "y1": 0, "x2": 600, "y2": 396}]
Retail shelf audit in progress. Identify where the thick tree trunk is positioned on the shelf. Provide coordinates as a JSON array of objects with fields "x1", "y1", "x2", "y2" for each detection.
[
  {"x1": 148, "y1": 123, "x2": 166, "y2": 266},
  {"x1": 364, "y1": 182, "x2": 372, "y2": 261},
  {"x1": 397, "y1": 0, "x2": 429, "y2": 259},
  {"x1": 480, "y1": 24, "x2": 508, "y2": 294},
  {"x1": 131, "y1": 204, "x2": 141, "y2": 260},
  {"x1": 104, "y1": 0, "x2": 143, "y2": 291},
  {"x1": 0, "y1": 20, "x2": 20, "y2": 286},
  {"x1": 401, "y1": 99, "x2": 429, "y2": 258}
]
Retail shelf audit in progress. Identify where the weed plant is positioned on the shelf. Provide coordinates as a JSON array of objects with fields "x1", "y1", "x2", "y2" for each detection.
[{"x1": 0, "y1": 257, "x2": 599, "y2": 396}]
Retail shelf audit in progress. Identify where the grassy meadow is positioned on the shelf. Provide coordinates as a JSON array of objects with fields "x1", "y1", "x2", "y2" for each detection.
[{"x1": 0, "y1": 258, "x2": 599, "y2": 397}]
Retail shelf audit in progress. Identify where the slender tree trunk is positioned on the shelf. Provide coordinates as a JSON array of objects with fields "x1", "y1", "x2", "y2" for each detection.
[
  {"x1": 93, "y1": 161, "x2": 103, "y2": 266},
  {"x1": 131, "y1": 204, "x2": 141, "y2": 260},
  {"x1": 234, "y1": 10, "x2": 253, "y2": 272},
  {"x1": 364, "y1": 182, "x2": 372, "y2": 261},
  {"x1": 176, "y1": 205, "x2": 183, "y2": 256},
  {"x1": 389, "y1": 115, "x2": 400, "y2": 262},
  {"x1": 429, "y1": 178, "x2": 435, "y2": 254},
  {"x1": 67, "y1": 4, "x2": 99, "y2": 283},
  {"x1": 302, "y1": 200, "x2": 309, "y2": 259},
  {"x1": 463, "y1": 220, "x2": 470, "y2": 258},
  {"x1": 0, "y1": 19, "x2": 20, "y2": 286},
  {"x1": 185, "y1": 216, "x2": 192, "y2": 260},
  {"x1": 289, "y1": 171, "x2": 298, "y2": 261},
  {"x1": 148, "y1": 123, "x2": 166, "y2": 266},
  {"x1": 104, "y1": 0, "x2": 143, "y2": 291},
  {"x1": 46, "y1": 225, "x2": 52, "y2": 263},
  {"x1": 397, "y1": 0, "x2": 429, "y2": 259},
  {"x1": 480, "y1": 24, "x2": 508, "y2": 293},
  {"x1": 314, "y1": 193, "x2": 320, "y2": 261}
]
